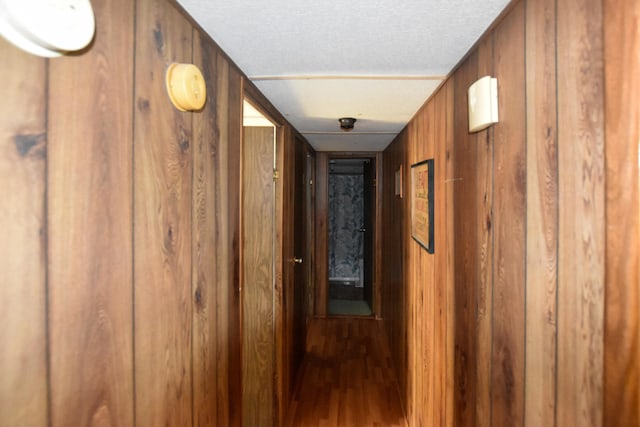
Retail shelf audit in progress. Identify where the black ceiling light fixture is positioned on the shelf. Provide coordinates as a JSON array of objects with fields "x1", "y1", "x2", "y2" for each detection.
[{"x1": 338, "y1": 117, "x2": 357, "y2": 131}]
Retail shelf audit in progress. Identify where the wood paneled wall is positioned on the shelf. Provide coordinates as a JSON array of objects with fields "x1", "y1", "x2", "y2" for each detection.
[
  {"x1": 0, "y1": 0, "x2": 244, "y2": 424},
  {"x1": 381, "y1": 0, "x2": 635, "y2": 425}
]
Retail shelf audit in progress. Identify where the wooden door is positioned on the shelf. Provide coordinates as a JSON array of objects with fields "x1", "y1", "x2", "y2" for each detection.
[{"x1": 242, "y1": 126, "x2": 276, "y2": 427}]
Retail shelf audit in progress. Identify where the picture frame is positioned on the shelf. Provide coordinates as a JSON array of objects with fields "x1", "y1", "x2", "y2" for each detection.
[
  {"x1": 395, "y1": 164, "x2": 403, "y2": 198},
  {"x1": 410, "y1": 159, "x2": 434, "y2": 253}
]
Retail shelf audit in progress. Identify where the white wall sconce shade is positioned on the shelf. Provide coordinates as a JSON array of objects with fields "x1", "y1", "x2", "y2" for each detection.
[
  {"x1": 0, "y1": 0, "x2": 95, "y2": 57},
  {"x1": 468, "y1": 76, "x2": 499, "y2": 133}
]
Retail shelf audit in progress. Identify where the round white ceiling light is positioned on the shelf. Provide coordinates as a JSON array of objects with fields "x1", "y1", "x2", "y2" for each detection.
[{"x1": 0, "y1": 0, "x2": 95, "y2": 57}]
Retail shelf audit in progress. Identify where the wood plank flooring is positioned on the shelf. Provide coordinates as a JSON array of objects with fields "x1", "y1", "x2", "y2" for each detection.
[{"x1": 286, "y1": 318, "x2": 408, "y2": 427}]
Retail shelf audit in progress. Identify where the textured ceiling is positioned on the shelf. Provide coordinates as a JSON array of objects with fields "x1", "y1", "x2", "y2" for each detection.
[{"x1": 177, "y1": 0, "x2": 511, "y2": 151}]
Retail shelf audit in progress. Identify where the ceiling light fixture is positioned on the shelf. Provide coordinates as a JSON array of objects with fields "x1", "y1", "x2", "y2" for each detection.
[{"x1": 338, "y1": 117, "x2": 357, "y2": 132}]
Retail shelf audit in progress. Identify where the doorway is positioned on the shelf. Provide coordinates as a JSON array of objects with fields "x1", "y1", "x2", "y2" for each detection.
[{"x1": 327, "y1": 157, "x2": 376, "y2": 316}]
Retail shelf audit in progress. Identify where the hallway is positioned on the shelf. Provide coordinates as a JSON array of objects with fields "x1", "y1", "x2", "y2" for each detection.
[{"x1": 286, "y1": 318, "x2": 407, "y2": 427}]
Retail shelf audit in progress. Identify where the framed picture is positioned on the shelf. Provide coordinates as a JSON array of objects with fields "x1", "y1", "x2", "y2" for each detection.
[
  {"x1": 395, "y1": 164, "x2": 403, "y2": 198},
  {"x1": 410, "y1": 159, "x2": 434, "y2": 253}
]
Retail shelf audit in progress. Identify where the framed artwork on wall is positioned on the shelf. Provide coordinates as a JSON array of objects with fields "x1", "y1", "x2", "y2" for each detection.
[{"x1": 410, "y1": 159, "x2": 434, "y2": 253}]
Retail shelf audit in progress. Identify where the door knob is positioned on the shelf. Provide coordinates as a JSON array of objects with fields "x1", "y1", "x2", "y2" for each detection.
[{"x1": 291, "y1": 257, "x2": 303, "y2": 264}]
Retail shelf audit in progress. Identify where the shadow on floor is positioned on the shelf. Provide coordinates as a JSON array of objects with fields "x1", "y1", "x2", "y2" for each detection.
[{"x1": 328, "y1": 299, "x2": 373, "y2": 316}]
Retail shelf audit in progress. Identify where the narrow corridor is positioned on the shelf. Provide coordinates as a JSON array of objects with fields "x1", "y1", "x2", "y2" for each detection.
[{"x1": 286, "y1": 318, "x2": 407, "y2": 427}]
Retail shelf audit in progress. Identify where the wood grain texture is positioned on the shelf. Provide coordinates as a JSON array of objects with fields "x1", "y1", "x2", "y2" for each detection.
[
  {"x1": 314, "y1": 152, "x2": 329, "y2": 317},
  {"x1": 452, "y1": 47, "x2": 479, "y2": 427},
  {"x1": 524, "y1": 0, "x2": 559, "y2": 425},
  {"x1": 134, "y1": 0, "x2": 193, "y2": 424},
  {"x1": 225, "y1": 58, "x2": 244, "y2": 427},
  {"x1": 556, "y1": 0, "x2": 605, "y2": 425},
  {"x1": 491, "y1": 4, "x2": 526, "y2": 426},
  {"x1": 444, "y1": 79, "x2": 455, "y2": 427},
  {"x1": 191, "y1": 32, "x2": 229, "y2": 427},
  {"x1": 0, "y1": 39, "x2": 47, "y2": 427},
  {"x1": 603, "y1": 0, "x2": 640, "y2": 424},
  {"x1": 286, "y1": 318, "x2": 407, "y2": 427},
  {"x1": 433, "y1": 86, "x2": 448, "y2": 427},
  {"x1": 381, "y1": 1, "x2": 614, "y2": 425},
  {"x1": 48, "y1": 0, "x2": 135, "y2": 424},
  {"x1": 474, "y1": 34, "x2": 494, "y2": 427},
  {"x1": 242, "y1": 126, "x2": 276, "y2": 427}
]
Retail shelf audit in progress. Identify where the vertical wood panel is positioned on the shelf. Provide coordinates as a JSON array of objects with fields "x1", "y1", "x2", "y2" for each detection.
[
  {"x1": 452, "y1": 48, "x2": 479, "y2": 427},
  {"x1": 556, "y1": 0, "x2": 605, "y2": 425},
  {"x1": 226, "y1": 59, "x2": 244, "y2": 427},
  {"x1": 242, "y1": 126, "x2": 275, "y2": 427},
  {"x1": 490, "y1": 3, "x2": 526, "y2": 426},
  {"x1": 433, "y1": 87, "x2": 448, "y2": 427},
  {"x1": 603, "y1": 0, "x2": 639, "y2": 424},
  {"x1": 424, "y1": 100, "x2": 436, "y2": 427},
  {"x1": 315, "y1": 152, "x2": 329, "y2": 317},
  {"x1": 0, "y1": 39, "x2": 47, "y2": 427},
  {"x1": 474, "y1": 34, "x2": 494, "y2": 427},
  {"x1": 192, "y1": 32, "x2": 220, "y2": 426},
  {"x1": 525, "y1": 0, "x2": 559, "y2": 425},
  {"x1": 443, "y1": 79, "x2": 455, "y2": 427},
  {"x1": 48, "y1": 0, "x2": 135, "y2": 424},
  {"x1": 134, "y1": 0, "x2": 193, "y2": 424}
]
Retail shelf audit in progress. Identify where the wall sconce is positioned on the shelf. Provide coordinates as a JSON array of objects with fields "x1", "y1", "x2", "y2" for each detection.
[
  {"x1": 0, "y1": 0, "x2": 95, "y2": 57},
  {"x1": 166, "y1": 63, "x2": 207, "y2": 112},
  {"x1": 468, "y1": 76, "x2": 499, "y2": 133}
]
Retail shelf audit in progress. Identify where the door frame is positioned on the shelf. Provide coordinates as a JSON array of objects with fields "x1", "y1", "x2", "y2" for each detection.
[{"x1": 314, "y1": 152, "x2": 383, "y2": 318}]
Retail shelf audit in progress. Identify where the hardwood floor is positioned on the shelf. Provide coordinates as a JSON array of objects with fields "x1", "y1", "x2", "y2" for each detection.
[{"x1": 286, "y1": 318, "x2": 408, "y2": 427}]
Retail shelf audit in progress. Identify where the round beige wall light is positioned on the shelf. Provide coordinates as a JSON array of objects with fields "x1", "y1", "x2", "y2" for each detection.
[
  {"x1": 166, "y1": 63, "x2": 207, "y2": 112},
  {"x1": 0, "y1": 0, "x2": 95, "y2": 57}
]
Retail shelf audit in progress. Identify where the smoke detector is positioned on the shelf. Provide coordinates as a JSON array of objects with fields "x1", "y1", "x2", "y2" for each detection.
[{"x1": 338, "y1": 117, "x2": 357, "y2": 132}]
